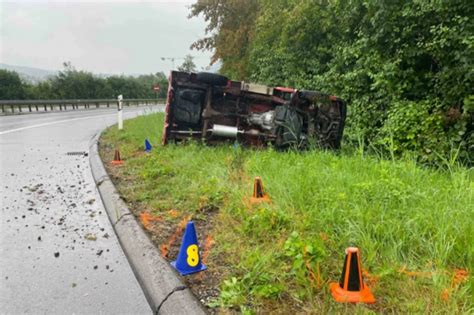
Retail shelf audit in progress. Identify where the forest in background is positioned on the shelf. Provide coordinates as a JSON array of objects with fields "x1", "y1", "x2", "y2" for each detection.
[
  {"x1": 190, "y1": 0, "x2": 473, "y2": 164},
  {"x1": 0, "y1": 62, "x2": 169, "y2": 101}
]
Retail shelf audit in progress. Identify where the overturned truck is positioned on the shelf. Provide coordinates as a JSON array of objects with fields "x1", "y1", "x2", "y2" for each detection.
[{"x1": 162, "y1": 71, "x2": 347, "y2": 149}]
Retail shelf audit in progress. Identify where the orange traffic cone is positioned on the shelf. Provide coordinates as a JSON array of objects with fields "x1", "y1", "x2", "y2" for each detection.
[
  {"x1": 250, "y1": 177, "x2": 271, "y2": 204},
  {"x1": 330, "y1": 247, "x2": 375, "y2": 304},
  {"x1": 111, "y1": 149, "x2": 123, "y2": 165}
]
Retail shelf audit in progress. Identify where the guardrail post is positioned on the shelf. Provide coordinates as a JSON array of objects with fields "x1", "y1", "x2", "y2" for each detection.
[
  {"x1": 35, "y1": 105, "x2": 38, "y2": 111},
  {"x1": 28, "y1": 105, "x2": 32, "y2": 112},
  {"x1": 11, "y1": 105, "x2": 14, "y2": 113},
  {"x1": 96, "y1": 102, "x2": 99, "y2": 108},
  {"x1": 19, "y1": 105, "x2": 22, "y2": 113},
  {"x1": 44, "y1": 104, "x2": 47, "y2": 111},
  {"x1": 1, "y1": 104, "x2": 4, "y2": 113},
  {"x1": 50, "y1": 104, "x2": 53, "y2": 111}
]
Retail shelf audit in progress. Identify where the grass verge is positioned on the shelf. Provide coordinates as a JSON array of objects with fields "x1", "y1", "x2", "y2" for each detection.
[{"x1": 99, "y1": 112, "x2": 473, "y2": 314}]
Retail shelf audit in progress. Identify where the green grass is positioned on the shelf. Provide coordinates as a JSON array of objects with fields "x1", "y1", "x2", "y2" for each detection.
[{"x1": 100, "y1": 112, "x2": 473, "y2": 314}]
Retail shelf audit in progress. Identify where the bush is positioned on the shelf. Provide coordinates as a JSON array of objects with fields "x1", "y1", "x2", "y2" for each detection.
[{"x1": 191, "y1": 0, "x2": 474, "y2": 165}]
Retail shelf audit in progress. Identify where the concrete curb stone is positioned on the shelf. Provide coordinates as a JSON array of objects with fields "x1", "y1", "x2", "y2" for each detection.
[{"x1": 89, "y1": 131, "x2": 206, "y2": 315}]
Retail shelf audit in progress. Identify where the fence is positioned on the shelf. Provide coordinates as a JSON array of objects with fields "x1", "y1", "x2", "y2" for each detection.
[{"x1": 0, "y1": 98, "x2": 165, "y2": 114}]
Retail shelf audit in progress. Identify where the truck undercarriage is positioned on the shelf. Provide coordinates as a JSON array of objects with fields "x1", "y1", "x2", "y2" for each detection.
[{"x1": 162, "y1": 71, "x2": 347, "y2": 149}]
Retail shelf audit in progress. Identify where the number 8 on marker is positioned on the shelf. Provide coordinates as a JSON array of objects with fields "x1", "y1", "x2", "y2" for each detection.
[{"x1": 186, "y1": 244, "x2": 199, "y2": 267}]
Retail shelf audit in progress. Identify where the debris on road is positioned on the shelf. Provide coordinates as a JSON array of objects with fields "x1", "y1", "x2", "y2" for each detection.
[{"x1": 84, "y1": 233, "x2": 97, "y2": 241}]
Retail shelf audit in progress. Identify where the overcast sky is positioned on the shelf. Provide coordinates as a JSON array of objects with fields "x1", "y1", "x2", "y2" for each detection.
[{"x1": 0, "y1": 0, "x2": 213, "y2": 75}]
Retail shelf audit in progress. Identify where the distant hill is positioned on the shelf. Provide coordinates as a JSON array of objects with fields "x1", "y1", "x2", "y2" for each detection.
[
  {"x1": 0, "y1": 62, "x2": 222, "y2": 83},
  {"x1": 0, "y1": 63, "x2": 58, "y2": 83}
]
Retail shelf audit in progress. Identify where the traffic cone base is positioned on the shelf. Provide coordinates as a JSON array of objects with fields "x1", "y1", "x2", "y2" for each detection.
[
  {"x1": 111, "y1": 149, "x2": 123, "y2": 165},
  {"x1": 250, "y1": 195, "x2": 271, "y2": 204},
  {"x1": 171, "y1": 221, "x2": 207, "y2": 276},
  {"x1": 250, "y1": 177, "x2": 271, "y2": 204},
  {"x1": 330, "y1": 282, "x2": 375, "y2": 304},
  {"x1": 170, "y1": 260, "x2": 207, "y2": 276},
  {"x1": 330, "y1": 247, "x2": 375, "y2": 304}
]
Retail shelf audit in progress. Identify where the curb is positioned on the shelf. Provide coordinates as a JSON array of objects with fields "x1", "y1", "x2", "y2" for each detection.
[{"x1": 89, "y1": 131, "x2": 206, "y2": 315}]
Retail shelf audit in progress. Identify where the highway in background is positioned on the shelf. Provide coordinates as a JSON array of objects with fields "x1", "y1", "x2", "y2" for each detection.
[{"x1": 0, "y1": 106, "x2": 162, "y2": 313}]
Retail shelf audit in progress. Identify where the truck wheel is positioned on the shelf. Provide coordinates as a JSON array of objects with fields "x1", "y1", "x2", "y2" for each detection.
[
  {"x1": 315, "y1": 101, "x2": 347, "y2": 149},
  {"x1": 196, "y1": 72, "x2": 228, "y2": 86}
]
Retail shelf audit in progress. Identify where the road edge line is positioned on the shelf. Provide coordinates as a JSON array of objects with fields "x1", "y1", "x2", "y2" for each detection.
[{"x1": 89, "y1": 131, "x2": 206, "y2": 315}]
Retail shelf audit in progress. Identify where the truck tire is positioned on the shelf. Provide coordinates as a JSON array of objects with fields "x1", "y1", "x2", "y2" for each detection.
[
  {"x1": 315, "y1": 101, "x2": 347, "y2": 149},
  {"x1": 196, "y1": 72, "x2": 228, "y2": 86}
]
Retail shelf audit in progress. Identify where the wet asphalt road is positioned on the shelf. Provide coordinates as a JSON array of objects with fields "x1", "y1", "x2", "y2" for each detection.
[{"x1": 0, "y1": 107, "x2": 162, "y2": 314}]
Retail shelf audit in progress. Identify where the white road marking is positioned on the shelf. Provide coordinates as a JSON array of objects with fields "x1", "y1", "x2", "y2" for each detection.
[{"x1": 0, "y1": 113, "x2": 116, "y2": 135}]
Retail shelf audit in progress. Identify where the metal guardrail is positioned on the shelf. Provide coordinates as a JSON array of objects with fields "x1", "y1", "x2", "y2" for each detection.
[{"x1": 0, "y1": 98, "x2": 165, "y2": 114}]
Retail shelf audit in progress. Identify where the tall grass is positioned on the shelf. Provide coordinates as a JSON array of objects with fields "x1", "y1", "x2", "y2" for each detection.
[{"x1": 101, "y1": 113, "x2": 473, "y2": 313}]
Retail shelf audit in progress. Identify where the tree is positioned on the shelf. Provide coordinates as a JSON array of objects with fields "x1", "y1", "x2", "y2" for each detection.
[
  {"x1": 25, "y1": 81, "x2": 55, "y2": 99},
  {"x1": 188, "y1": 0, "x2": 259, "y2": 79},
  {"x1": 177, "y1": 54, "x2": 197, "y2": 72},
  {"x1": 0, "y1": 69, "x2": 26, "y2": 100},
  {"x1": 0, "y1": 62, "x2": 169, "y2": 101},
  {"x1": 190, "y1": 0, "x2": 474, "y2": 163},
  {"x1": 135, "y1": 72, "x2": 168, "y2": 98},
  {"x1": 49, "y1": 62, "x2": 107, "y2": 99}
]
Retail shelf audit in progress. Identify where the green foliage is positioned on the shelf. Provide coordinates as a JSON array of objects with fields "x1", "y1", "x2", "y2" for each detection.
[
  {"x1": 192, "y1": 0, "x2": 474, "y2": 164},
  {"x1": 0, "y1": 69, "x2": 26, "y2": 99},
  {"x1": 50, "y1": 62, "x2": 109, "y2": 99},
  {"x1": 243, "y1": 205, "x2": 290, "y2": 238},
  {"x1": 25, "y1": 81, "x2": 55, "y2": 99},
  {"x1": 378, "y1": 100, "x2": 472, "y2": 164},
  {"x1": 0, "y1": 62, "x2": 168, "y2": 100},
  {"x1": 101, "y1": 113, "x2": 473, "y2": 313},
  {"x1": 177, "y1": 54, "x2": 197, "y2": 72},
  {"x1": 213, "y1": 251, "x2": 285, "y2": 309},
  {"x1": 284, "y1": 232, "x2": 326, "y2": 279},
  {"x1": 189, "y1": 0, "x2": 260, "y2": 79}
]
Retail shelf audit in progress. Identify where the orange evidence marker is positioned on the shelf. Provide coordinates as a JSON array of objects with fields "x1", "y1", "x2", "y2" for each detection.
[
  {"x1": 330, "y1": 247, "x2": 375, "y2": 304},
  {"x1": 249, "y1": 176, "x2": 271, "y2": 204},
  {"x1": 111, "y1": 149, "x2": 123, "y2": 165}
]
